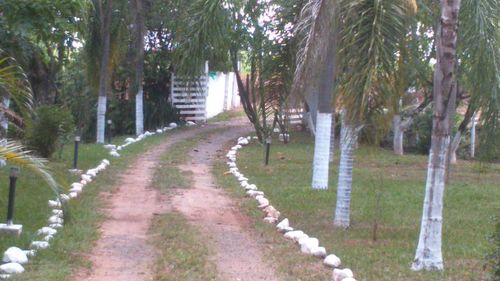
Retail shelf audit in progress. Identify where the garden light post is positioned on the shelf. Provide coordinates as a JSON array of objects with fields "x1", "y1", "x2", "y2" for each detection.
[
  {"x1": 6, "y1": 167, "x2": 19, "y2": 225},
  {"x1": 265, "y1": 136, "x2": 271, "y2": 166},
  {"x1": 73, "y1": 135, "x2": 80, "y2": 170},
  {"x1": 0, "y1": 167, "x2": 22, "y2": 236}
]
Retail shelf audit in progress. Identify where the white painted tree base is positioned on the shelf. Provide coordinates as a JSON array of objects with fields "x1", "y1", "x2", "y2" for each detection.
[{"x1": 312, "y1": 112, "x2": 332, "y2": 189}]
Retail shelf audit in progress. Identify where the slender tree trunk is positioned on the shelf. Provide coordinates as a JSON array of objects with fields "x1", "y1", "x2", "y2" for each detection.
[
  {"x1": 412, "y1": 0, "x2": 461, "y2": 271},
  {"x1": 96, "y1": 0, "x2": 113, "y2": 143},
  {"x1": 329, "y1": 113, "x2": 336, "y2": 162},
  {"x1": 334, "y1": 111, "x2": 358, "y2": 228},
  {"x1": 470, "y1": 115, "x2": 476, "y2": 158},
  {"x1": 312, "y1": 39, "x2": 336, "y2": 189},
  {"x1": 449, "y1": 131, "x2": 461, "y2": 164},
  {"x1": 393, "y1": 114, "x2": 404, "y2": 155},
  {"x1": 133, "y1": 0, "x2": 145, "y2": 135}
]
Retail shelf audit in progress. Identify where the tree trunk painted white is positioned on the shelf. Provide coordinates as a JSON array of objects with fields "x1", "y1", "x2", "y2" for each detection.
[
  {"x1": 96, "y1": 95, "x2": 107, "y2": 143},
  {"x1": 412, "y1": 135, "x2": 450, "y2": 271},
  {"x1": 449, "y1": 131, "x2": 461, "y2": 164},
  {"x1": 470, "y1": 118, "x2": 476, "y2": 158},
  {"x1": 412, "y1": 0, "x2": 460, "y2": 271},
  {"x1": 393, "y1": 114, "x2": 404, "y2": 155},
  {"x1": 0, "y1": 96, "x2": 10, "y2": 138},
  {"x1": 135, "y1": 87, "x2": 144, "y2": 135},
  {"x1": 329, "y1": 113, "x2": 336, "y2": 162},
  {"x1": 334, "y1": 113, "x2": 358, "y2": 228},
  {"x1": 312, "y1": 112, "x2": 332, "y2": 189}
]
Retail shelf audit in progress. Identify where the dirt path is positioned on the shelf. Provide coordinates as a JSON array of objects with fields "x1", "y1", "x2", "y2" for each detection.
[
  {"x1": 171, "y1": 125, "x2": 280, "y2": 281},
  {"x1": 73, "y1": 120, "x2": 279, "y2": 281},
  {"x1": 72, "y1": 125, "x2": 222, "y2": 281}
]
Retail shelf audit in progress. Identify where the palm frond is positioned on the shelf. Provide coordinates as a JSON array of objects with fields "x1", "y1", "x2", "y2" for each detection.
[
  {"x1": 336, "y1": 0, "x2": 410, "y2": 123},
  {"x1": 0, "y1": 49, "x2": 34, "y2": 121},
  {"x1": 0, "y1": 140, "x2": 60, "y2": 195}
]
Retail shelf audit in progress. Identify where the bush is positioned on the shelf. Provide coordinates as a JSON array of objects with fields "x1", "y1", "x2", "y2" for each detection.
[{"x1": 26, "y1": 106, "x2": 75, "y2": 158}]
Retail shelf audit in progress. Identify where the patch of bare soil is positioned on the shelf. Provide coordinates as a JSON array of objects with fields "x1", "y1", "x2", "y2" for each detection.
[
  {"x1": 171, "y1": 123, "x2": 280, "y2": 281},
  {"x1": 72, "y1": 125, "x2": 222, "y2": 281}
]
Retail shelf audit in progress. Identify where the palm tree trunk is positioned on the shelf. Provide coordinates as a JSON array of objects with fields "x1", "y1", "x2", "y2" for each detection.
[
  {"x1": 449, "y1": 131, "x2": 461, "y2": 164},
  {"x1": 412, "y1": 0, "x2": 461, "y2": 271},
  {"x1": 393, "y1": 114, "x2": 404, "y2": 155},
  {"x1": 312, "y1": 41, "x2": 336, "y2": 189},
  {"x1": 133, "y1": 0, "x2": 145, "y2": 136},
  {"x1": 96, "y1": 0, "x2": 113, "y2": 143},
  {"x1": 334, "y1": 111, "x2": 358, "y2": 228},
  {"x1": 329, "y1": 113, "x2": 336, "y2": 162}
]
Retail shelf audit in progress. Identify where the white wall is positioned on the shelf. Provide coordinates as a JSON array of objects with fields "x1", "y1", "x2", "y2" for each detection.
[{"x1": 206, "y1": 72, "x2": 240, "y2": 118}]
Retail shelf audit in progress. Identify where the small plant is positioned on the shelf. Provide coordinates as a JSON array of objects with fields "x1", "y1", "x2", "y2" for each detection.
[{"x1": 25, "y1": 106, "x2": 75, "y2": 158}]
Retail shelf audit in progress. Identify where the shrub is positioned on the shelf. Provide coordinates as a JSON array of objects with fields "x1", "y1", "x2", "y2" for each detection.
[{"x1": 26, "y1": 106, "x2": 75, "y2": 158}]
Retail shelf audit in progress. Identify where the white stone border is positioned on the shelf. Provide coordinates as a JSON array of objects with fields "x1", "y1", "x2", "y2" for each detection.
[
  {"x1": 0, "y1": 122, "x2": 191, "y2": 279},
  {"x1": 226, "y1": 136, "x2": 357, "y2": 281}
]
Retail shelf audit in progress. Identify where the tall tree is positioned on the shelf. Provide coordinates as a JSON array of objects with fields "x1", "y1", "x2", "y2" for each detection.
[
  {"x1": 131, "y1": 0, "x2": 145, "y2": 136},
  {"x1": 294, "y1": 0, "x2": 337, "y2": 190},
  {"x1": 412, "y1": 0, "x2": 461, "y2": 271}
]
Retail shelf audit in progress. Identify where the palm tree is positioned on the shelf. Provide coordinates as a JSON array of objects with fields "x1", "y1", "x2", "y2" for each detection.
[
  {"x1": 0, "y1": 50, "x2": 59, "y2": 193},
  {"x1": 411, "y1": 0, "x2": 461, "y2": 271},
  {"x1": 331, "y1": 0, "x2": 413, "y2": 227},
  {"x1": 131, "y1": 0, "x2": 145, "y2": 136}
]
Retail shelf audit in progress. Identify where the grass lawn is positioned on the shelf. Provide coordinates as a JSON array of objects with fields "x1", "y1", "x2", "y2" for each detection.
[
  {"x1": 214, "y1": 130, "x2": 499, "y2": 281},
  {"x1": 0, "y1": 130, "x2": 184, "y2": 280}
]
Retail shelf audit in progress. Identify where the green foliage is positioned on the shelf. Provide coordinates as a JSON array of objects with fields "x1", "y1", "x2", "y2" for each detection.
[
  {"x1": 26, "y1": 106, "x2": 75, "y2": 158},
  {"x1": 486, "y1": 217, "x2": 500, "y2": 280}
]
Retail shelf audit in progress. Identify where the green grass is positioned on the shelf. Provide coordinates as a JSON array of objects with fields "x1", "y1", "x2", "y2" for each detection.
[
  {"x1": 207, "y1": 109, "x2": 246, "y2": 123},
  {"x1": 149, "y1": 213, "x2": 217, "y2": 281},
  {"x1": 0, "y1": 131, "x2": 183, "y2": 280},
  {"x1": 149, "y1": 128, "x2": 222, "y2": 280},
  {"x1": 214, "y1": 130, "x2": 500, "y2": 281}
]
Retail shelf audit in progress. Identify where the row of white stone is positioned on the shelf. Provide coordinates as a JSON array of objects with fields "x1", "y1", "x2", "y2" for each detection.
[
  {"x1": 0, "y1": 122, "x2": 185, "y2": 279},
  {"x1": 226, "y1": 136, "x2": 357, "y2": 281}
]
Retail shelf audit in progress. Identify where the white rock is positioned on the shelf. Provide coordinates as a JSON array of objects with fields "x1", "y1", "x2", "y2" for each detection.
[
  {"x1": 0, "y1": 263, "x2": 24, "y2": 274},
  {"x1": 311, "y1": 246, "x2": 327, "y2": 257},
  {"x1": 276, "y1": 218, "x2": 289, "y2": 229},
  {"x1": 103, "y1": 144, "x2": 116, "y2": 150},
  {"x1": 169, "y1": 122, "x2": 178, "y2": 128},
  {"x1": 48, "y1": 200, "x2": 61, "y2": 208},
  {"x1": 235, "y1": 145, "x2": 242, "y2": 149},
  {"x1": 36, "y1": 227, "x2": 57, "y2": 236},
  {"x1": 101, "y1": 159, "x2": 110, "y2": 165},
  {"x1": 237, "y1": 138, "x2": 249, "y2": 145},
  {"x1": 238, "y1": 176, "x2": 248, "y2": 182},
  {"x1": 257, "y1": 199, "x2": 270, "y2": 209},
  {"x1": 81, "y1": 174, "x2": 92, "y2": 182},
  {"x1": 30, "y1": 241, "x2": 49, "y2": 250},
  {"x1": 299, "y1": 237, "x2": 319, "y2": 254},
  {"x1": 186, "y1": 121, "x2": 196, "y2": 126},
  {"x1": 86, "y1": 169, "x2": 97, "y2": 177},
  {"x1": 228, "y1": 162, "x2": 237, "y2": 168},
  {"x1": 80, "y1": 179, "x2": 88, "y2": 185},
  {"x1": 69, "y1": 186, "x2": 82, "y2": 194},
  {"x1": 48, "y1": 216, "x2": 63, "y2": 224},
  {"x1": 2, "y1": 247, "x2": 28, "y2": 264},
  {"x1": 246, "y1": 190, "x2": 264, "y2": 198},
  {"x1": 263, "y1": 217, "x2": 278, "y2": 224},
  {"x1": 279, "y1": 226, "x2": 294, "y2": 233},
  {"x1": 156, "y1": 129, "x2": 163, "y2": 133},
  {"x1": 23, "y1": 250, "x2": 36, "y2": 257},
  {"x1": 240, "y1": 181, "x2": 248, "y2": 188},
  {"x1": 342, "y1": 278, "x2": 357, "y2": 281},
  {"x1": 253, "y1": 136, "x2": 259, "y2": 139},
  {"x1": 332, "y1": 268, "x2": 354, "y2": 281},
  {"x1": 273, "y1": 127, "x2": 280, "y2": 133},
  {"x1": 42, "y1": 235, "x2": 53, "y2": 242},
  {"x1": 125, "y1": 137, "x2": 135, "y2": 143},
  {"x1": 324, "y1": 254, "x2": 342, "y2": 268},
  {"x1": 109, "y1": 150, "x2": 120, "y2": 157},
  {"x1": 49, "y1": 224, "x2": 63, "y2": 229},
  {"x1": 96, "y1": 163, "x2": 107, "y2": 171},
  {"x1": 59, "y1": 194, "x2": 70, "y2": 202},
  {"x1": 263, "y1": 205, "x2": 280, "y2": 219},
  {"x1": 0, "y1": 274, "x2": 11, "y2": 279},
  {"x1": 51, "y1": 209, "x2": 63, "y2": 216},
  {"x1": 116, "y1": 146, "x2": 123, "y2": 151},
  {"x1": 71, "y1": 183, "x2": 83, "y2": 189},
  {"x1": 284, "y1": 230, "x2": 305, "y2": 241},
  {"x1": 246, "y1": 184, "x2": 257, "y2": 191},
  {"x1": 69, "y1": 192, "x2": 78, "y2": 199}
]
